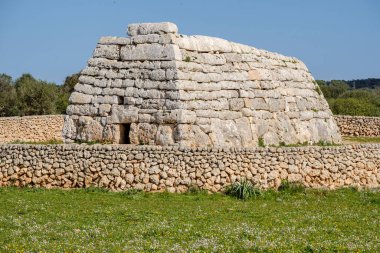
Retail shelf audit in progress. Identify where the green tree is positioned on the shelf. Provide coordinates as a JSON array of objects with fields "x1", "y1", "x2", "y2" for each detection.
[
  {"x1": 316, "y1": 80, "x2": 331, "y2": 98},
  {"x1": 328, "y1": 80, "x2": 350, "y2": 98},
  {"x1": 332, "y1": 98, "x2": 380, "y2": 116},
  {"x1": 62, "y1": 72, "x2": 80, "y2": 93},
  {"x1": 0, "y1": 74, "x2": 19, "y2": 116},
  {"x1": 15, "y1": 74, "x2": 58, "y2": 116}
]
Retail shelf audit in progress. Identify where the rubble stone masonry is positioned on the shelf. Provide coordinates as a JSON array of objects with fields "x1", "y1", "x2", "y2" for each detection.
[
  {"x1": 334, "y1": 115, "x2": 380, "y2": 137},
  {"x1": 0, "y1": 115, "x2": 64, "y2": 143},
  {"x1": 0, "y1": 144, "x2": 379, "y2": 191}
]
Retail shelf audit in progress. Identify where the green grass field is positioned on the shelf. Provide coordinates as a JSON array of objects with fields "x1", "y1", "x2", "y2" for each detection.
[
  {"x1": 0, "y1": 187, "x2": 379, "y2": 252},
  {"x1": 343, "y1": 136, "x2": 380, "y2": 143}
]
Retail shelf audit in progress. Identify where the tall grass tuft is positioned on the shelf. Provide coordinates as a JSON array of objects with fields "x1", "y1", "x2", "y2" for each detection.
[
  {"x1": 278, "y1": 180, "x2": 305, "y2": 194},
  {"x1": 186, "y1": 185, "x2": 208, "y2": 195},
  {"x1": 225, "y1": 178, "x2": 261, "y2": 200}
]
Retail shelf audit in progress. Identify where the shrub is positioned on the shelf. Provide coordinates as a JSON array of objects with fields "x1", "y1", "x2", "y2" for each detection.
[
  {"x1": 332, "y1": 97, "x2": 380, "y2": 116},
  {"x1": 225, "y1": 178, "x2": 261, "y2": 200},
  {"x1": 258, "y1": 137, "x2": 265, "y2": 147},
  {"x1": 186, "y1": 185, "x2": 208, "y2": 195},
  {"x1": 278, "y1": 180, "x2": 305, "y2": 194}
]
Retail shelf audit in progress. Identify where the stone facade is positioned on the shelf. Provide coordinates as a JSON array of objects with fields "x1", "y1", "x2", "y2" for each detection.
[
  {"x1": 63, "y1": 22, "x2": 341, "y2": 148},
  {"x1": 334, "y1": 115, "x2": 380, "y2": 136},
  {"x1": 0, "y1": 115, "x2": 64, "y2": 143},
  {"x1": 0, "y1": 144, "x2": 379, "y2": 191}
]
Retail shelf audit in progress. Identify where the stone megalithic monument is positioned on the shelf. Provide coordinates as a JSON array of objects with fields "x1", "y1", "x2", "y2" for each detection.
[{"x1": 63, "y1": 22, "x2": 342, "y2": 147}]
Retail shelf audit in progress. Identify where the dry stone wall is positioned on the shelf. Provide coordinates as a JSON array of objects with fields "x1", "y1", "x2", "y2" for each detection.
[
  {"x1": 64, "y1": 22, "x2": 342, "y2": 148},
  {"x1": 334, "y1": 115, "x2": 380, "y2": 137},
  {"x1": 0, "y1": 115, "x2": 64, "y2": 143},
  {"x1": 0, "y1": 144, "x2": 379, "y2": 191}
]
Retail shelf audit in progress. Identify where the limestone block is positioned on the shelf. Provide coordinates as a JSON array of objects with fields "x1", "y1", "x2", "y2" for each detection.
[
  {"x1": 102, "y1": 88, "x2": 125, "y2": 97},
  {"x1": 153, "y1": 110, "x2": 195, "y2": 124},
  {"x1": 99, "y1": 36, "x2": 131, "y2": 45},
  {"x1": 266, "y1": 98, "x2": 286, "y2": 112},
  {"x1": 159, "y1": 80, "x2": 177, "y2": 90},
  {"x1": 181, "y1": 51, "x2": 226, "y2": 65},
  {"x1": 177, "y1": 110, "x2": 196, "y2": 124},
  {"x1": 129, "y1": 123, "x2": 158, "y2": 145},
  {"x1": 99, "y1": 104, "x2": 111, "y2": 116},
  {"x1": 110, "y1": 106, "x2": 138, "y2": 124},
  {"x1": 88, "y1": 58, "x2": 123, "y2": 69},
  {"x1": 66, "y1": 104, "x2": 98, "y2": 116},
  {"x1": 244, "y1": 98, "x2": 269, "y2": 110},
  {"x1": 148, "y1": 69, "x2": 166, "y2": 81},
  {"x1": 178, "y1": 90, "x2": 239, "y2": 101},
  {"x1": 74, "y1": 83, "x2": 102, "y2": 95},
  {"x1": 300, "y1": 111, "x2": 314, "y2": 121},
  {"x1": 176, "y1": 35, "x2": 233, "y2": 53},
  {"x1": 94, "y1": 79, "x2": 108, "y2": 88},
  {"x1": 218, "y1": 111, "x2": 243, "y2": 120},
  {"x1": 132, "y1": 34, "x2": 176, "y2": 44},
  {"x1": 229, "y1": 98, "x2": 244, "y2": 111},
  {"x1": 109, "y1": 79, "x2": 124, "y2": 88},
  {"x1": 121, "y1": 44, "x2": 182, "y2": 61},
  {"x1": 76, "y1": 117, "x2": 103, "y2": 141},
  {"x1": 208, "y1": 119, "x2": 241, "y2": 148},
  {"x1": 127, "y1": 22, "x2": 178, "y2": 36},
  {"x1": 263, "y1": 131, "x2": 280, "y2": 146},
  {"x1": 240, "y1": 81, "x2": 261, "y2": 90},
  {"x1": 155, "y1": 125, "x2": 175, "y2": 146},
  {"x1": 92, "y1": 95, "x2": 120, "y2": 104},
  {"x1": 164, "y1": 100, "x2": 185, "y2": 110},
  {"x1": 242, "y1": 109, "x2": 273, "y2": 120},
  {"x1": 62, "y1": 115, "x2": 77, "y2": 141},
  {"x1": 195, "y1": 110, "x2": 220, "y2": 118},
  {"x1": 122, "y1": 79, "x2": 135, "y2": 87},
  {"x1": 81, "y1": 67, "x2": 99, "y2": 76},
  {"x1": 187, "y1": 99, "x2": 229, "y2": 111},
  {"x1": 219, "y1": 81, "x2": 242, "y2": 90},
  {"x1": 78, "y1": 76, "x2": 96, "y2": 85},
  {"x1": 177, "y1": 80, "x2": 221, "y2": 91},
  {"x1": 174, "y1": 124, "x2": 212, "y2": 148},
  {"x1": 69, "y1": 92, "x2": 93, "y2": 104},
  {"x1": 140, "y1": 89, "x2": 165, "y2": 99},
  {"x1": 235, "y1": 117, "x2": 256, "y2": 148},
  {"x1": 93, "y1": 44, "x2": 120, "y2": 60}
]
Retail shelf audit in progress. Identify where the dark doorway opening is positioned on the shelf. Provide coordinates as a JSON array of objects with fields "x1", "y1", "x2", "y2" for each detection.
[{"x1": 119, "y1": 124, "x2": 131, "y2": 144}]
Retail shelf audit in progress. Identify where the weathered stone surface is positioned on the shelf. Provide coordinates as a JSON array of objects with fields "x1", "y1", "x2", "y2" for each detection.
[
  {"x1": 99, "y1": 36, "x2": 131, "y2": 45},
  {"x1": 155, "y1": 125, "x2": 174, "y2": 145},
  {"x1": 120, "y1": 44, "x2": 182, "y2": 61},
  {"x1": 63, "y1": 22, "x2": 343, "y2": 147},
  {"x1": 127, "y1": 22, "x2": 178, "y2": 36},
  {"x1": 69, "y1": 92, "x2": 93, "y2": 104},
  {"x1": 93, "y1": 45, "x2": 120, "y2": 60}
]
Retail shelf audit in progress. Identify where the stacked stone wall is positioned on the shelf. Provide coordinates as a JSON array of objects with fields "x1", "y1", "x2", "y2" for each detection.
[
  {"x1": 0, "y1": 115, "x2": 64, "y2": 143},
  {"x1": 334, "y1": 115, "x2": 380, "y2": 137},
  {"x1": 0, "y1": 114, "x2": 378, "y2": 145},
  {"x1": 0, "y1": 144, "x2": 378, "y2": 191}
]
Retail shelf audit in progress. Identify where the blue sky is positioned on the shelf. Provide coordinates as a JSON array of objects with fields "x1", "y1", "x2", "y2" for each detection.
[{"x1": 0, "y1": 0, "x2": 379, "y2": 84}]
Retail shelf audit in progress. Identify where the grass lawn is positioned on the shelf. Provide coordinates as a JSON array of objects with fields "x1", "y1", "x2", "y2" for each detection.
[
  {"x1": 0, "y1": 187, "x2": 379, "y2": 252},
  {"x1": 343, "y1": 136, "x2": 380, "y2": 143}
]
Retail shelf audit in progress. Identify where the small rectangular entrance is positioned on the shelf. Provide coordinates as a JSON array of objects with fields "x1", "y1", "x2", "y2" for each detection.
[{"x1": 119, "y1": 124, "x2": 131, "y2": 144}]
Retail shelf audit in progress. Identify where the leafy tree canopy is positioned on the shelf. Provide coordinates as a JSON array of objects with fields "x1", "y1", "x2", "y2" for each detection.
[{"x1": 0, "y1": 72, "x2": 79, "y2": 117}]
